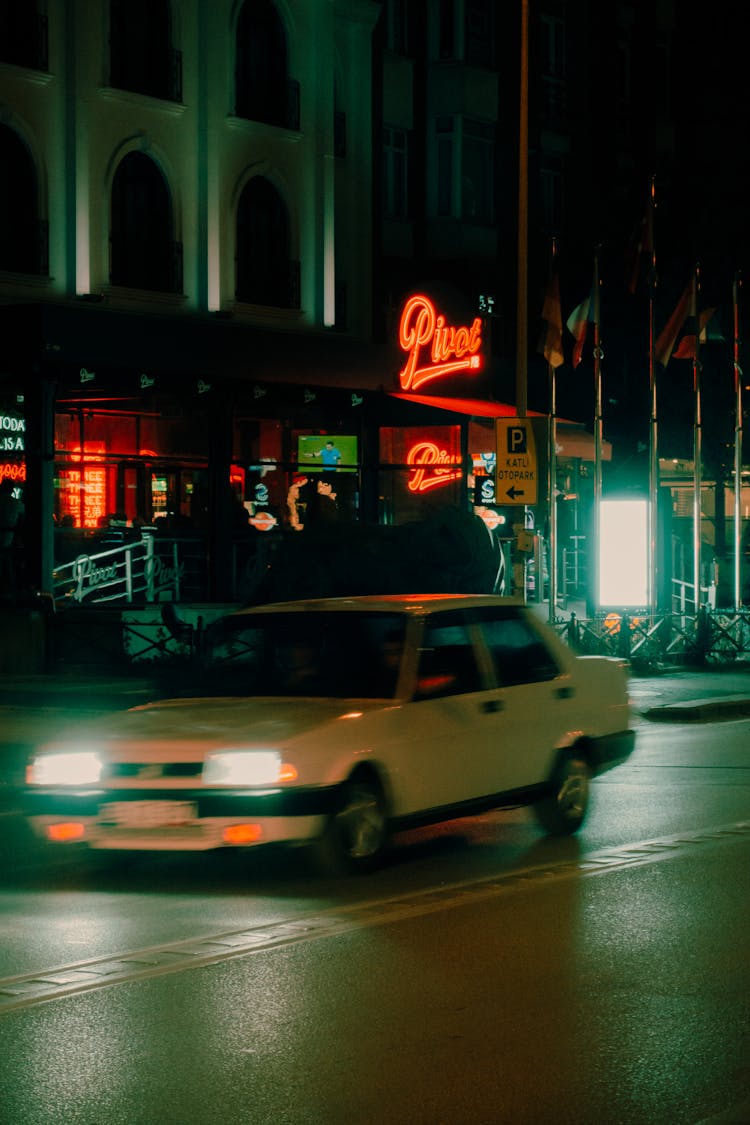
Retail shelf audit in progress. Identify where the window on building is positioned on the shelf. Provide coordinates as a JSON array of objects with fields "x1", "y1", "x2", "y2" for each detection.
[
  {"x1": 0, "y1": 0, "x2": 47, "y2": 70},
  {"x1": 435, "y1": 116, "x2": 494, "y2": 222},
  {"x1": 436, "y1": 117, "x2": 454, "y2": 216},
  {"x1": 236, "y1": 176, "x2": 298, "y2": 308},
  {"x1": 235, "y1": 0, "x2": 298, "y2": 129},
  {"x1": 110, "y1": 152, "x2": 181, "y2": 292},
  {"x1": 0, "y1": 125, "x2": 47, "y2": 275},
  {"x1": 109, "y1": 0, "x2": 180, "y2": 101},
  {"x1": 539, "y1": 155, "x2": 564, "y2": 232},
  {"x1": 383, "y1": 127, "x2": 408, "y2": 219},
  {"x1": 465, "y1": 0, "x2": 494, "y2": 67},
  {"x1": 386, "y1": 0, "x2": 409, "y2": 55},
  {"x1": 438, "y1": 0, "x2": 456, "y2": 59},
  {"x1": 378, "y1": 425, "x2": 464, "y2": 525},
  {"x1": 462, "y1": 119, "x2": 494, "y2": 221},
  {"x1": 53, "y1": 407, "x2": 210, "y2": 532},
  {"x1": 538, "y1": 11, "x2": 566, "y2": 122}
]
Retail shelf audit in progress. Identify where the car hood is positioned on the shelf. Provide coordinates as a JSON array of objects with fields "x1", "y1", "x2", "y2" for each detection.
[{"x1": 39, "y1": 696, "x2": 391, "y2": 753}]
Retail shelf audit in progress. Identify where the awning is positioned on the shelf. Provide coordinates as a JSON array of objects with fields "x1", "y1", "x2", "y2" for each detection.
[{"x1": 388, "y1": 392, "x2": 612, "y2": 462}]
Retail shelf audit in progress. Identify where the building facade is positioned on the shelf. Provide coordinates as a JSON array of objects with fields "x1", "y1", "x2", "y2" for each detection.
[{"x1": 3, "y1": 0, "x2": 699, "y2": 640}]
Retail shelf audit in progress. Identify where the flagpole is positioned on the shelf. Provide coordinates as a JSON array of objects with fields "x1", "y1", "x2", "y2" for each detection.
[
  {"x1": 646, "y1": 176, "x2": 658, "y2": 614},
  {"x1": 733, "y1": 271, "x2": 743, "y2": 609},
  {"x1": 592, "y1": 248, "x2": 602, "y2": 616},
  {"x1": 692, "y1": 264, "x2": 702, "y2": 612},
  {"x1": 516, "y1": 0, "x2": 529, "y2": 420},
  {"x1": 547, "y1": 239, "x2": 558, "y2": 623}
]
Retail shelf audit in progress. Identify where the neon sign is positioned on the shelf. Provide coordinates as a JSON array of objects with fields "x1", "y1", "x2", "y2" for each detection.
[
  {"x1": 0, "y1": 462, "x2": 26, "y2": 483},
  {"x1": 59, "y1": 444, "x2": 108, "y2": 528},
  {"x1": 398, "y1": 294, "x2": 483, "y2": 391},
  {"x1": 407, "y1": 441, "x2": 462, "y2": 492}
]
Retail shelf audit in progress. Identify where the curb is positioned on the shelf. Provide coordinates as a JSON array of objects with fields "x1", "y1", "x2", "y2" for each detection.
[{"x1": 642, "y1": 697, "x2": 750, "y2": 722}]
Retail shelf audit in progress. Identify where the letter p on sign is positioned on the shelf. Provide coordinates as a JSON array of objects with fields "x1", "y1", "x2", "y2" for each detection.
[{"x1": 507, "y1": 425, "x2": 527, "y2": 454}]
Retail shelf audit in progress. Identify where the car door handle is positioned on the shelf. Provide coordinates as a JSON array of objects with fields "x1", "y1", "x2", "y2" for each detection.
[
  {"x1": 481, "y1": 698, "x2": 504, "y2": 713},
  {"x1": 555, "y1": 685, "x2": 575, "y2": 700}
]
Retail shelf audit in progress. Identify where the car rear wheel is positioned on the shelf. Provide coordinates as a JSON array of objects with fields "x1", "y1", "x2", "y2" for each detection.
[
  {"x1": 533, "y1": 751, "x2": 590, "y2": 835},
  {"x1": 313, "y1": 777, "x2": 389, "y2": 875}
]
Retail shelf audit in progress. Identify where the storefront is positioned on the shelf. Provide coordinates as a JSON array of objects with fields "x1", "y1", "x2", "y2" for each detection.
[{"x1": 1, "y1": 294, "x2": 606, "y2": 614}]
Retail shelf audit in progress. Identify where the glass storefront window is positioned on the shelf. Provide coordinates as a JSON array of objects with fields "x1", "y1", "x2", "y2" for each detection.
[
  {"x1": 378, "y1": 424, "x2": 463, "y2": 524},
  {"x1": 54, "y1": 408, "x2": 209, "y2": 530}
]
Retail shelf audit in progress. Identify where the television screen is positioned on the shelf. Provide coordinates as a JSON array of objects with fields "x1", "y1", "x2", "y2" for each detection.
[{"x1": 297, "y1": 435, "x2": 358, "y2": 474}]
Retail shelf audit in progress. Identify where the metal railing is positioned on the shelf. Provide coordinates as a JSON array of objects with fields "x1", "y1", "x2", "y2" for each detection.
[{"x1": 554, "y1": 607, "x2": 750, "y2": 668}]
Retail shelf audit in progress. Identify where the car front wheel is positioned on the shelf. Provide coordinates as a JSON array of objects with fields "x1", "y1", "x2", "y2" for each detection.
[
  {"x1": 313, "y1": 777, "x2": 390, "y2": 875},
  {"x1": 533, "y1": 752, "x2": 590, "y2": 835}
]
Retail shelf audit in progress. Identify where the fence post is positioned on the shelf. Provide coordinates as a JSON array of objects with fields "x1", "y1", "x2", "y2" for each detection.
[
  {"x1": 617, "y1": 612, "x2": 631, "y2": 659},
  {"x1": 695, "y1": 605, "x2": 710, "y2": 664}
]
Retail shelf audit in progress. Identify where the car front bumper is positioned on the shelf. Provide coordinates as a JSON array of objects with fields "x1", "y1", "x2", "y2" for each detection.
[{"x1": 23, "y1": 785, "x2": 338, "y2": 851}]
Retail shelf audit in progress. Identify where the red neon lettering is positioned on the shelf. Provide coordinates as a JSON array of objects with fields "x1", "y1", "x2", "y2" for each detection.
[
  {"x1": 406, "y1": 441, "x2": 462, "y2": 493},
  {"x1": 398, "y1": 294, "x2": 482, "y2": 391},
  {"x1": 0, "y1": 462, "x2": 26, "y2": 482}
]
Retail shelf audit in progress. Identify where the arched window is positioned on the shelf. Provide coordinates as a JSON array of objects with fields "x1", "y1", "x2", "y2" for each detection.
[
  {"x1": 235, "y1": 0, "x2": 297, "y2": 129},
  {"x1": 109, "y1": 0, "x2": 181, "y2": 102},
  {"x1": 110, "y1": 152, "x2": 180, "y2": 292},
  {"x1": 236, "y1": 177, "x2": 297, "y2": 308},
  {"x1": 0, "y1": 0, "x2": 47, "y2": 70},
  {"x1": 0, "y1": 124, "x2": 47, "y2": 274}
]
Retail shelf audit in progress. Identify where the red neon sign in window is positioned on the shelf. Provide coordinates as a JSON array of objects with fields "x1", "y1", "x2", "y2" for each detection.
[
  {"x1": 398, "y1": 294, "x2": 483, "y2": 392},
  {"x1": 58, "y1": 444, "x2": 108, "y2": 528},
  {"x1": 407, "y1": 441, "x2": 462, "y2": 492},
  {"x1": 0, "y1": 462, "x2": 26, "y2": 483}
]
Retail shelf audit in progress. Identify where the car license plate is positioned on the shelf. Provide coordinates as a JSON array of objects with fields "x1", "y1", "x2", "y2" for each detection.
[{"x1": 98, "y1": 800, "x2": 197, "y2": 829}]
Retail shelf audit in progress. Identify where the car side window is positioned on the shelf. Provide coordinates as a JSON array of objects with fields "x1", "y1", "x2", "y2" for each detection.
[
  {"x1": 479, "y1": 610, "x2": 560, "y2": 687},
  {"x1": 416, "y1": 615, "x2": 483, "y2": 699}
]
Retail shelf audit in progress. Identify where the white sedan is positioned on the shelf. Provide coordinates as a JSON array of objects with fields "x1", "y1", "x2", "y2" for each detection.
[{"x1": 24, "y1": 595, "x2": 635, "y2": 873}]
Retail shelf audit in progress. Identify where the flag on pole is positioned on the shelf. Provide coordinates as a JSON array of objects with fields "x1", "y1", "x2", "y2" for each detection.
[
  {"x1": 654, "y1": 278, "x2": 693, "y2": 366},
  {"x1": 672, "y1": 307, "x2": 718, "y2": 359},
  {"x1": 566, "y1": 281, "x2": 597, "y2": 368},
  {"x1": 538, "y1": 270, "x2": 564, "y2": 368}
]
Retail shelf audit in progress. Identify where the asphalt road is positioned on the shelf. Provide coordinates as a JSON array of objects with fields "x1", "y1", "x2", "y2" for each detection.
[{"x1": 0, "y1": 707, "x2": 748, "y2": 1124}]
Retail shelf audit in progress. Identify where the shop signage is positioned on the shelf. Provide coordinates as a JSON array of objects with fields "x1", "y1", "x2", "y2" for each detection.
[
  {"x1": 0, "y1": 462, "x2": 26, "y2": 482},
  {"x1": 0, "y1": 414, "x2": 25, "y2": 452},
  {"x1": 398, "y1": 294, "x2": 483, "y2": 392},
  {"x1": 406, "y1": 441, "x2": 462, "y2": 492},
  {"x1": 494, "y1": 419, "x2": 539, "y2": 505}
]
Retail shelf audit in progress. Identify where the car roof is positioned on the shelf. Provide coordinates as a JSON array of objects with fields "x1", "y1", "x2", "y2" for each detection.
[{"x1": 229, "y1": 594, "x2": 525, "y2": 619}]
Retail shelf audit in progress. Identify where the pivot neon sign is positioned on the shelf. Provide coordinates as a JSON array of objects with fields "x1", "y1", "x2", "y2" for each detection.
[
  {"x1": 398, "y1": 294, "x2": 483, "y2": 391},
  {"x1": 407, "y1": 441, "x2": 462, "y2": 492}
]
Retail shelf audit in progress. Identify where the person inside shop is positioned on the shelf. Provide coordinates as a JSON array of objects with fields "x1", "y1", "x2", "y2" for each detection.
[
  {"x1": 311, "y1": 440, "x2": 342, "y2": 472},
  {"x1": 0, "y1": 478, "x2": 25, "y2": 600}
]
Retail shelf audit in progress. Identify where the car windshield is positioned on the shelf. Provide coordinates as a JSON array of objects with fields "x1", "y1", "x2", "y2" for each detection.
[{"x1": 206, "y1": 611, "x2": 408, "y2": 699}]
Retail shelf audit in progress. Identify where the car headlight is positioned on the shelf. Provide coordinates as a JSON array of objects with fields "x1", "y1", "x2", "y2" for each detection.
[
  {"x1": 203, "y1": 750, "x2": 296, "y2": 787},
  {"x1": 27, "y1": 750, "x2": 104, "y2": 786}
]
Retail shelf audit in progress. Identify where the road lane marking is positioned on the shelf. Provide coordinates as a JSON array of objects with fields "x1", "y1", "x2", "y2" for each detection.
[{"x1": 1, "y1": 819, "x2": 748, "y2": 1014}]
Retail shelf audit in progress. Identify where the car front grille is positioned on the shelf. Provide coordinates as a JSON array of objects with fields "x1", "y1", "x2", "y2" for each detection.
[{"x1": 108, "y1": 762, "x2": 203, "y2": 780}]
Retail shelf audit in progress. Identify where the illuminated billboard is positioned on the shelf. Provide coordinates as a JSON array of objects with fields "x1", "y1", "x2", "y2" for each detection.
[{"x1": 598, "y1": 499, "x2": 649, "y2": 607}]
